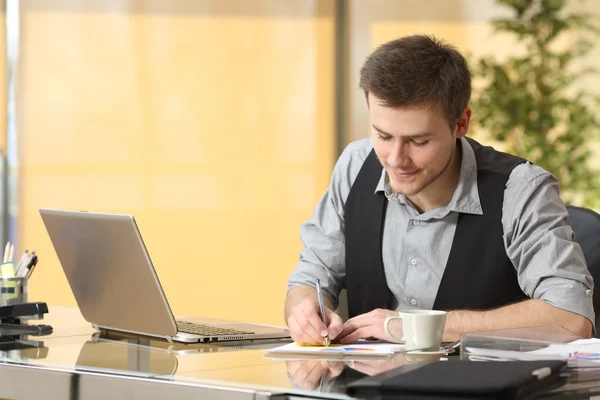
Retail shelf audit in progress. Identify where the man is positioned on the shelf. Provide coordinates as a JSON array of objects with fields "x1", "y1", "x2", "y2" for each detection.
[{"x1": 285, "y1": 35, "x2": 594, "y2": 346}]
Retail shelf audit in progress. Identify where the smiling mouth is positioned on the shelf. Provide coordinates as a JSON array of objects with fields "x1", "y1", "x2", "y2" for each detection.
[{"x1": 392, "y1": 170, "x2": 418, "y2": 179}]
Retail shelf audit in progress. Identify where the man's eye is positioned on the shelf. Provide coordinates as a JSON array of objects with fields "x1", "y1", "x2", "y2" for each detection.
[
  {"x1": 377, "y1": 133, "x2": 391, "y2": 141},
  {"x1": 411, "y1": 140, "x2": 428, "y2": 147}
]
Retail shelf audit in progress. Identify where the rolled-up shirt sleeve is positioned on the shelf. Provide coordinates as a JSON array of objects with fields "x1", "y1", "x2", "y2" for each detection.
[
  {"x1": 503, "y1": 163, "x2": 595, "y2": 328},
  {"x1": 287, "y1": 140, "x2": 372, "y2": 309}
]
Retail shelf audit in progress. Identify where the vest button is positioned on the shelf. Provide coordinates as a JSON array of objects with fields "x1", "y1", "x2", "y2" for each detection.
[{"x1": 381, "y1": 301, "x2": 389, "y2": 309}]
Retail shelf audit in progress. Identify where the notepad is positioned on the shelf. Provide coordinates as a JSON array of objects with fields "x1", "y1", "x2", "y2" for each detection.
[{"x1": 266, "y1": 341, "x2": 404, "y2": 357}]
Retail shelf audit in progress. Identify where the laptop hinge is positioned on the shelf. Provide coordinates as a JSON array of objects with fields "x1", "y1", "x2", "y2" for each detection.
[{"x1": 93, "y1": 323, "x2": 174, "y2": 343}]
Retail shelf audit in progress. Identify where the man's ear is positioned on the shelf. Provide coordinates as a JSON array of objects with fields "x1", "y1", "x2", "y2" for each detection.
[{"x1": 455, "y1": 107, "x2": 472, "y2": 139}]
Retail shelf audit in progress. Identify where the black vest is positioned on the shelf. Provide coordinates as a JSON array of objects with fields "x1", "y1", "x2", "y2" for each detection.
[{"x1": 344, "y1": 138, "x2": 528, "y2": 318}]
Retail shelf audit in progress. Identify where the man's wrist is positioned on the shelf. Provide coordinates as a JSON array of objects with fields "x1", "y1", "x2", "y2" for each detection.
[{"x1": 443, "y1": 309, "x2": 474, "y2": 341}]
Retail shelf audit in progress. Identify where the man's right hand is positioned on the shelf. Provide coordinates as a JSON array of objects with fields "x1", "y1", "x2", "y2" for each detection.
[
  {"x1": 286, "y1": 359, "x2": 344, "y2": 391},
  {"x1": 287, "y1": 297, "x2": 344, "y2": 346},
  {"x1": 345, "y1": 353, "x2": 406, "y2": 376}
]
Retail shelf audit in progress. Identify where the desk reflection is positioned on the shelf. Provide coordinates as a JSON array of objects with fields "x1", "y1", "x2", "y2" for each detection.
[
  {"x1": 285, "y1": 353, "x2": 409, "y2": 392},
  {"x1": 0, "y1": 335, "x2": 49, "y2": 362},
  {"x1": 76, "y1": 332, "x2": 292, "y2": 378},
  {"x1": 75, "y1": 337, "x2": 179, "y2": 376}
]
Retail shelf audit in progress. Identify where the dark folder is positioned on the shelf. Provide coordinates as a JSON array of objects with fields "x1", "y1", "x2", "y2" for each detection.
[{"x1": 346, "y1": 360, "x2": 567, "y2": 399}]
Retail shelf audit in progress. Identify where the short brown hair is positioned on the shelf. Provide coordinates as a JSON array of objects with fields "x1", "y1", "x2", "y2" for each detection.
[{"x1": 359, "y1": 35, "x2": 471, "y2": 126}]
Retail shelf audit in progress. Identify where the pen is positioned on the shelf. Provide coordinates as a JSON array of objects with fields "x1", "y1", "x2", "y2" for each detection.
[
  {"x1": 318, "y1": 370, "x2": 326, "y2": 392},
  {"x1": 2, "y1": 242, "x2": 9, "y2": 263},
  {"x1": 26, "y1": 253, "x2": 38, "y2": 279},
  {"x1": 15, "y1": 250, "x2": 29, "y2": 276},
  {"x1": 315, "y1": 279, "x2": 329, "y2": 346}
]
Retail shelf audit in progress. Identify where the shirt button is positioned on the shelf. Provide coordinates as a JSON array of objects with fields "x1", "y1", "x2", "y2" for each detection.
[
  {"x1": 410, "y1": 298, "x2": 418, "y2": 306},
  {"x1": 410, "y1": 258, "x2": 418, "y2": 266},
  {"x1": 411, "y1": 220, "x2": 420, "y2": 226},
  {"x1": 585, "y1": 289, "x2": 592, "y2": 296}
]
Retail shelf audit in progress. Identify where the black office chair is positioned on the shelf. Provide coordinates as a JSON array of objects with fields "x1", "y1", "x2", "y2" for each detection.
[{"x1": 566, "y1": 205, "x2": 600, "y2": 333}]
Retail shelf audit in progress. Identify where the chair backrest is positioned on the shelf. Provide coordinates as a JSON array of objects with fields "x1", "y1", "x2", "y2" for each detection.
[{"x1": 566, "y1": 205, "x2": 600, "y2": 330}]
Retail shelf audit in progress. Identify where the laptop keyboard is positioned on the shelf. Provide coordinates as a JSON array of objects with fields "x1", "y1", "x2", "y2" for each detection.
[{"x1": 176, "y1": 321, "x2": 254, "y2": 336}]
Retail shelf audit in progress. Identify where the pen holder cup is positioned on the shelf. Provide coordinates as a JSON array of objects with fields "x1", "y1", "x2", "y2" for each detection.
[{"x1": 0, "y1": 277, "x2": 27, "y2": 307}]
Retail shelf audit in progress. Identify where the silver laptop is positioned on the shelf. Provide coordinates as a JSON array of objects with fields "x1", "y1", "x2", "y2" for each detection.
[{"x1": 39, "y1": 209, "x2": 290, "y2": 343}]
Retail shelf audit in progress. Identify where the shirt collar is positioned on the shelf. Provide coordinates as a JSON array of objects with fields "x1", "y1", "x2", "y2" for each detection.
[{"x1": 374, "y1": 137, "x2": 483, "y2": 215}]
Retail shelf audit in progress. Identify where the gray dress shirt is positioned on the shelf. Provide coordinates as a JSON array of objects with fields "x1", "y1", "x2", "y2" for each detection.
[{"x1": 288, "y1": 137, "x2": 595, "y2": 325}]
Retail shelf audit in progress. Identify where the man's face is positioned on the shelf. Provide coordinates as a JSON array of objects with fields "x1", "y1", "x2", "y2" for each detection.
[{"x1": 368, "y1": 93, "x2": 469, "y2": 196}]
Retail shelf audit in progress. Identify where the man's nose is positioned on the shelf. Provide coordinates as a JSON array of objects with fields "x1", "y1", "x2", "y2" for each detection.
[{"x1": 388, "y1": 142, "x2": 410, "y2": 168}]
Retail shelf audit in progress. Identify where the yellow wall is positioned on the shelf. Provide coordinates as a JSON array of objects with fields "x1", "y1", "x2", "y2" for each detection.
[{"x1": 18, "y1": 1, "x2": 335, "y2": 325}]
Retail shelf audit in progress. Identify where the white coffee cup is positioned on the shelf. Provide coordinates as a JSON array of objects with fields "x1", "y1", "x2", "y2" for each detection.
[{"x1": 384, "y1": 310, "x2": 447, "y2": 351}]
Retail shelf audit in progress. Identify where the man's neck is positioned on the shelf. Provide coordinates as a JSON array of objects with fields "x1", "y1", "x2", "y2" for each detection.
[{"x1": 407, "y1": 143, "x2": 463, "y2": 214}]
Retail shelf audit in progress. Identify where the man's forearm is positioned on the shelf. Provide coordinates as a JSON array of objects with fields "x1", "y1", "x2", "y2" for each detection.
[
  {"x1": 285, "y1": 285, "x2": 335, "y2": 322},
  {"x1": 444, "y1": 299, "x2": 593, "y2": 341}
]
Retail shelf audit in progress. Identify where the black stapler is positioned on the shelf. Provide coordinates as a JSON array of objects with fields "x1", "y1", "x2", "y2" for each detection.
[{"x1": 0, "y1": 302, "x2": 53, "y2": 335}]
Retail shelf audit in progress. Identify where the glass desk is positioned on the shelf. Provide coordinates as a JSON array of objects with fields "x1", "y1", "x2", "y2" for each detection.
[
  {"x1": 0, "y1": 307, "x2": 390, "y2": 399},
  {"x1": 0, "y1": 307, "x2": 599, "y2": 399}
]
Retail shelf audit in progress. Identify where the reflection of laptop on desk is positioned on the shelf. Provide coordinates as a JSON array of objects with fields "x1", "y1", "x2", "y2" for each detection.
[
  {"x1": 39, "y1": 209, "x2": 290, "y2": 344},
  {"x1": 92, "y1": 331, "x2": 291, "y2": 356},
  {"x1": 76, "y1": 339, "x2": 178, "y2": 376}
]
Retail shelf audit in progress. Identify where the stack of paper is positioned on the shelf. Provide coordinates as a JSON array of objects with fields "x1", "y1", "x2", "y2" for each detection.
[{"x1": 466, "y1": 338, "x2": 600, "y2": 369}]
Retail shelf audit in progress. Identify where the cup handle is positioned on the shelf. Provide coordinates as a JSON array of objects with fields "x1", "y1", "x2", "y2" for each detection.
[{"x1": 384, "y1": 316, "x2": 404, "y2": 343}]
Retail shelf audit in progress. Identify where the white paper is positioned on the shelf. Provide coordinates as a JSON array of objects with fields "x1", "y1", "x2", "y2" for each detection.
[
  {"x1": 266, "y1": 341, "x2": 405, "y2": 356},
  {"x1": 466, "y1": 338, "x2": 600, "y2": 368}
]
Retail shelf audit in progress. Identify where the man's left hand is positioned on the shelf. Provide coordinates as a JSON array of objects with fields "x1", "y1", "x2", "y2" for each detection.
[{"x1": 337, "y1": 309, "x2": 401, "y2": 344}]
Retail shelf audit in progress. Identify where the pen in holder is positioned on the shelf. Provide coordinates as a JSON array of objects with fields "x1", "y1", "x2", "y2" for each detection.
[{"x1": 0, "y1": 276, "x2": 27, "y2": 307}]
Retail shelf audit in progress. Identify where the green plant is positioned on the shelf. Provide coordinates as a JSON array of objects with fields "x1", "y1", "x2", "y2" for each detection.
[{"x1": 471, "y1": 0, "x2": 600, "y2": 207}]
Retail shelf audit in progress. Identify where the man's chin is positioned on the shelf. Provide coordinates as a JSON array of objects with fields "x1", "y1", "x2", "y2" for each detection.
[{"x1": 390, "y1": 181, "x2": 423, "y2": 196}]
